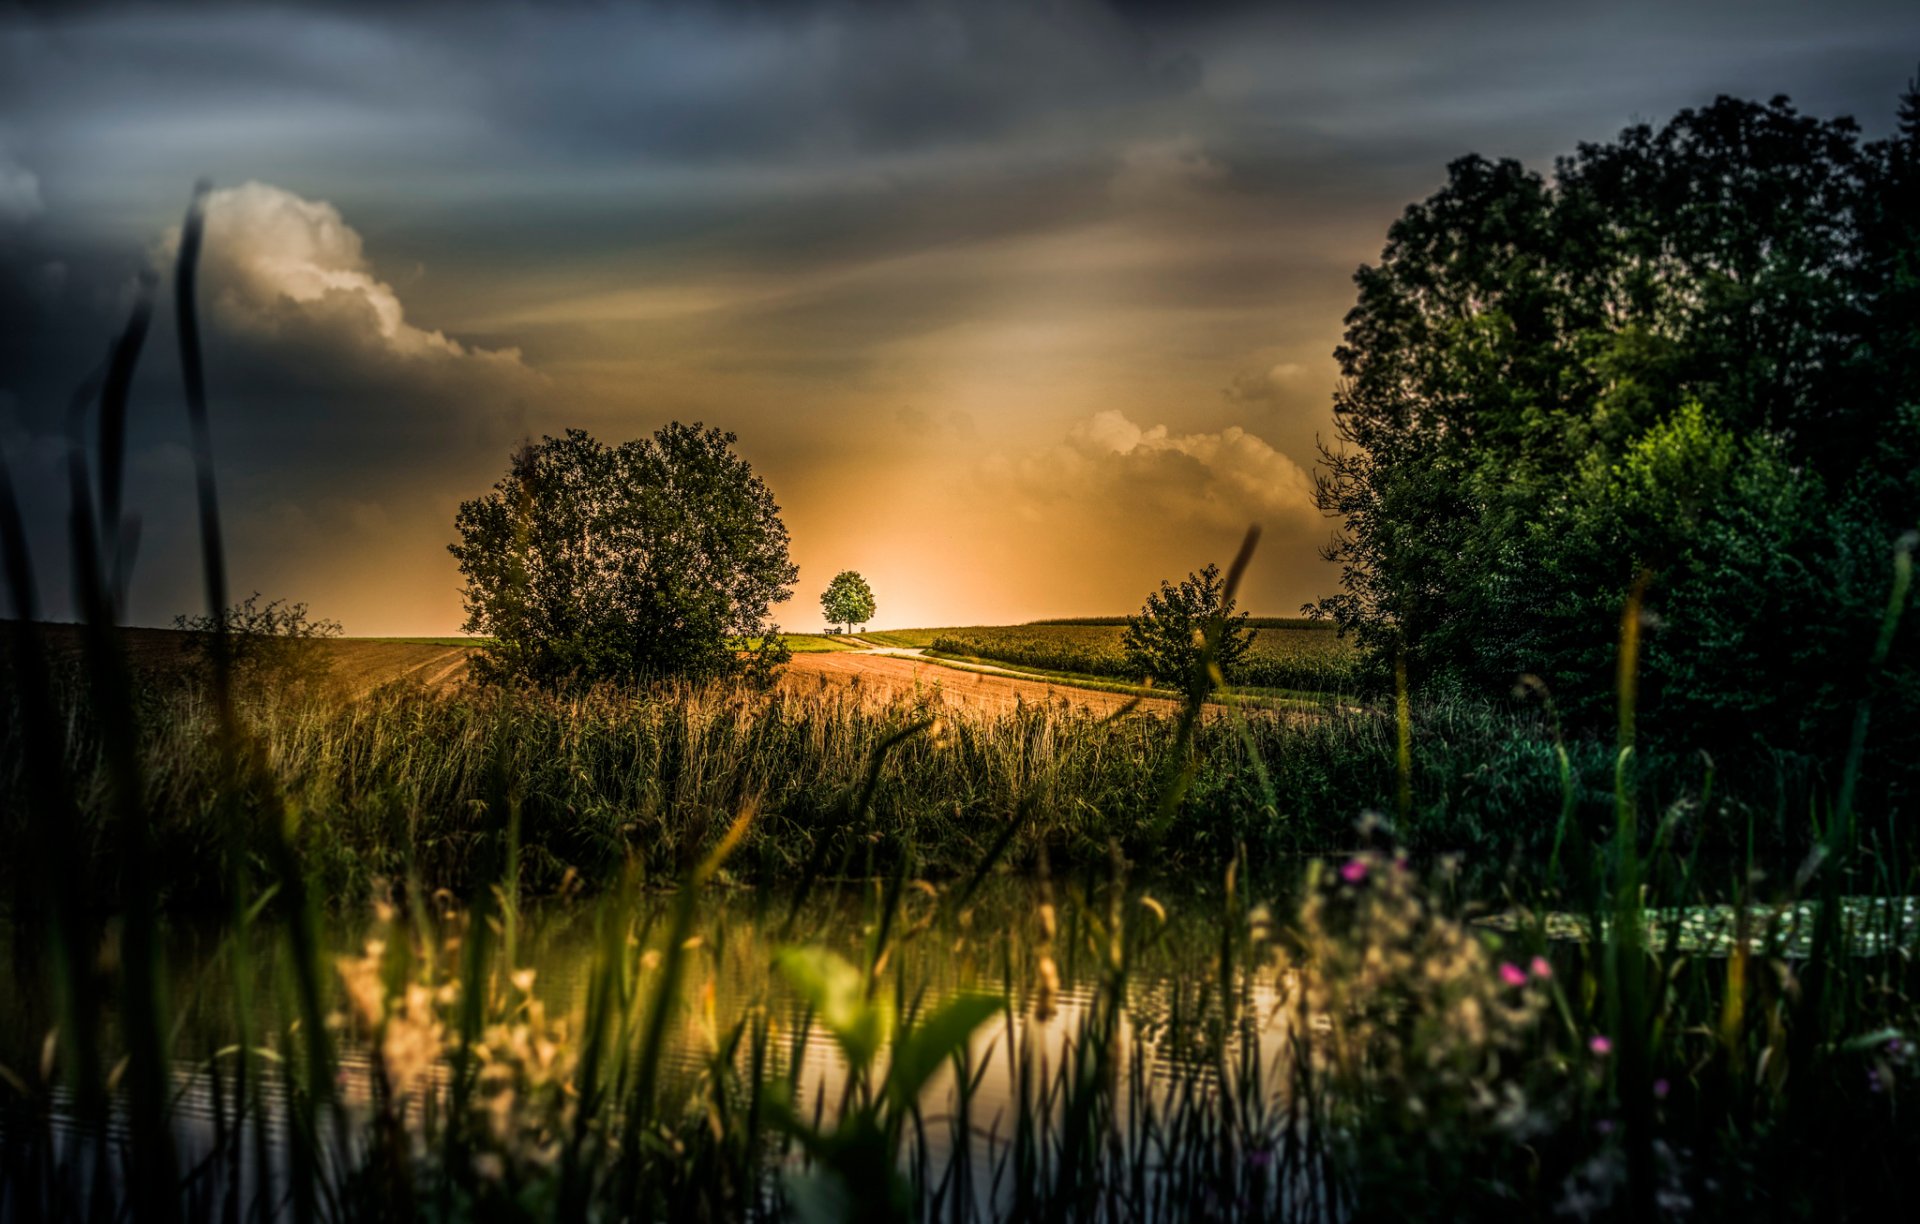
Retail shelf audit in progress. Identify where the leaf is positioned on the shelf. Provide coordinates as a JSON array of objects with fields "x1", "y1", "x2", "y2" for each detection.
[
  {"x1": 776, "y1": 946, "x2": 892, "y2": 1071},
  {"x1": 885, "y1": 992, "x2": 1005, "y2": 1109}
]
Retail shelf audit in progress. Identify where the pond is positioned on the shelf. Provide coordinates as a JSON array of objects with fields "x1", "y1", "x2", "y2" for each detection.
[
  {"x1": 5, "y1": 862, "x2": 1913, "y2": 1220},
  {"x1": 0, "y1": 872, "x2": 1315, "y2": 1219}
]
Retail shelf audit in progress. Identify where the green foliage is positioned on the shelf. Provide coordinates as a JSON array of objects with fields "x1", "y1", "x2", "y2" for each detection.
[
  {"x1": 1121, "y1": 563, "x2": 1255, "y2": 700},
  {"x1": 928, "y1": 622, "x2": 1357, "y2": 692},
  {"x1": 1315, "y1": 89, "x2": 1920, "y2": 772},
  {"x1": 448, "y1": 425, "x2": 798, "y2": 686},
  {"x1": 777, "y1": 946, "x2": 893, "y2": 1069},
  {"x1": 819, "y1": 569, "x2": 877, "y2": 633},
  {"x1": 741, "y1": 633, "x2": 860, "y2": 653}
]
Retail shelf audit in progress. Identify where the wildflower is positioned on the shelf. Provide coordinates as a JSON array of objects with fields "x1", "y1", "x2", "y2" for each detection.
[
  {"x1": 1589, "y1": 1035, "x2": 1613, "y2": 1056},
  {"x1": 1596, "y1": 1119, "x2": 1615, "y2": 1136},
  {"x1": 1530, "y1": 956, "x2": 1553, "y2": 980},
  {"x1": 1868, "y1": 1069, "x2": 1885, "y2": 1094},
  {"x1": 1340, "y1": 858, "x2": 1369, "y2": 884},
  {"x1": 1653, "y1": 1078, "x2": 1670, "y2": 1099},
  {"x1": 1499, "y1": 962, "x2": 1528, "y2": 987}
]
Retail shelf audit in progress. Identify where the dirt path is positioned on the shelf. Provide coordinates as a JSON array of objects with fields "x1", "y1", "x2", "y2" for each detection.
[
  {"x1": 780, "y1": 649, "x2": 1183, "y2": 716},
  {"x1": 312, "y1": 640, "x2": 475, "y2": 698}
]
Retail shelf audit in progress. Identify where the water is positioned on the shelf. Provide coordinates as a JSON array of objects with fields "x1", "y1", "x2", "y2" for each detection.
[{"x1": 0, "y1": 874, "x2": 1302, "y2": 1216}]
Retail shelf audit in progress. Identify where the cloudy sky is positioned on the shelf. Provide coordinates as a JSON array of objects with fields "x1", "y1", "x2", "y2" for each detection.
[{"x1": 2, "y1": 0, "x2": 1915, "y2": 633}]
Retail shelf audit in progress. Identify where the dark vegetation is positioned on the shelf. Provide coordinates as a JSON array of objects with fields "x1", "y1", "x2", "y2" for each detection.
[
  {"x1": 1313, "y1": 91, "x2": 1920, "y2": 806},
  {"x1": 0, "y1": 666, "x2": 1768, "y2": 910},
  {"x1": 174, "y1": 591, "x2": 341, "y2": 690}
]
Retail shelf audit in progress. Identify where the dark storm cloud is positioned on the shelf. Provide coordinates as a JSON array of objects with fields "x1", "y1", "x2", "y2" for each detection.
[{"x1": 2, "y1": 0, "x2": 1916, "y2": 630}]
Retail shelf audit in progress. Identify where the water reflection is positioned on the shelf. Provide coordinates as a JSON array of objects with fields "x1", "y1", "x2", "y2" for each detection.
[{"x1": 0, "y1": 874, "x2": 1302, "y2": 1216}]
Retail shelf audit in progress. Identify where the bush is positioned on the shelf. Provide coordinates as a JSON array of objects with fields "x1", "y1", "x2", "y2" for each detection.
[
  {"x1": 173, "y1": 591, "x2": 341, "y2": 694},
  {"x1": 1121, "y1": 563, "x2": 1254, "y2": 701}
]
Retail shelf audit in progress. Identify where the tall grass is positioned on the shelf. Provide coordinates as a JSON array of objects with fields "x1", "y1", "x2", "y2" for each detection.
[{"x1": 8, "y1": 666, "x2": 1873, "y2": 911}]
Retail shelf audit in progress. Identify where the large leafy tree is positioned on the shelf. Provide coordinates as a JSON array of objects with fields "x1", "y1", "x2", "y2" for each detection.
[
  {"x1": 819, "y1": 570, "x2": 876, "y2": 634},
  {"x1": 1123, "y1": 563, "x2": 1256, "y2": 701},
  {"x1": 450, "y1": 424, "x2": 797, "y2": 685},
  {"x1": 1314, "y1": 89, "x2": 1919, "y2": 757}
]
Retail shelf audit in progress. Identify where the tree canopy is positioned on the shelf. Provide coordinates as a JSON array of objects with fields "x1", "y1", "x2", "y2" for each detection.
[
  {"x1": 449, "y1": 424, "x2": 797, "y2": 685},
  {"x1": 1123, "y1": 563, "x2": 1255, "y2": 701},
  {"x1": 1313, "y1": 88, "x2": 1920, "y2": 767},
  {"x1": 819, "y1": 570, "x2": 876, "y2": 634}
]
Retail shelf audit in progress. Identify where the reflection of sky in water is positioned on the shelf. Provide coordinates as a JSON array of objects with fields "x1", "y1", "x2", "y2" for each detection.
[{"x1": 0, "y1": 877, "x2": 1309, "y2": 1209}]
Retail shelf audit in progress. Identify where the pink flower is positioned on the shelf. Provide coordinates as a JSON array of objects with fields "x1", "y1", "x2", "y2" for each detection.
[
  {"x1": 1499, "y1": 962, "x2": 1528, "y2": 987},
  {"x1": 1589, "y1": 1035, "x2": 1613, "y2": 1056},
  {"x1": 1652, "y1": 1079, "x2": 1670, "y2": 1099},
  {"x1": 1529, "y1": 956, "x2": 1553, "y2": 980},
  {"x1": 1340, "y1": 858, "x2": 1369, "y2": 884}
]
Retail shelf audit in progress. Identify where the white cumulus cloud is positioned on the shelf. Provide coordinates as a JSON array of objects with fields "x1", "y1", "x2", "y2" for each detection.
[
  {"x1": 160, "y1": 181, "x2": 534, "y2": 385},
  {"x1": 987, "y1": 409, "x2": 1321, "y2": 535}
]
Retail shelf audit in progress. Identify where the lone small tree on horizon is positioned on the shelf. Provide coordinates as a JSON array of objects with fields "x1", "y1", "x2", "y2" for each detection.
[
  {"x1": 820, "y1": 570, "x2": 876, "y2": 635},
  {"x1": 1122, "y1": 563, "x2": 1256, "y2": 701}
]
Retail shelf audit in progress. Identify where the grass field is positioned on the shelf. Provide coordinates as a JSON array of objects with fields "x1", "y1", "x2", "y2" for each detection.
[
  {"x1": 782, "y1": 632, "x2": 862, "y2": 652},
  {"x1": 864, "y1": 620, "x2": 1360, "y2": 693}
]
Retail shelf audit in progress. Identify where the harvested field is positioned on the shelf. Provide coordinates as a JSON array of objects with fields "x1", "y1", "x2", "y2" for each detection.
[
  {"x1": 314, "y1": 639, "x2": 474, "y2": 696},
  {"x1": 8, "y1": 623, "x2": 1197, "y2": 714},
  {"x1": 9, "y1": 623, "x2": 475, "y2": 698}
]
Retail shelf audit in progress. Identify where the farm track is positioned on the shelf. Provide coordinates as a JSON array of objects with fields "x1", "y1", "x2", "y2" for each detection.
[{"x1": 779, "y1": 649, "x2": 1186, "y2": 716}]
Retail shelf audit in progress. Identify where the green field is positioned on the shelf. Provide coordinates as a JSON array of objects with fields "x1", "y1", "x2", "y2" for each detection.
[
  {"x1": 865, "y1": 619, "x2": 1359, "y2": 692},
  {"x1": 731, "y1": 633, "x2": 861, "y2": 652},
  {"x1": 782, "y1": 632, "x2": 861, "y2": 652}
]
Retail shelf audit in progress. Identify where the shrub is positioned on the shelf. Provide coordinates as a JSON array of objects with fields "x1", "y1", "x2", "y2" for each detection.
[{"x1": 1122, "y1": 563, "x2": 1254, "y2": 701}]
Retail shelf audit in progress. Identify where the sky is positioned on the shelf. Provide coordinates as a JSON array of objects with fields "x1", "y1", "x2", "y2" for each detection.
[{"x1": 2, "y1": 0, "x2": 1916, "y2": 634}]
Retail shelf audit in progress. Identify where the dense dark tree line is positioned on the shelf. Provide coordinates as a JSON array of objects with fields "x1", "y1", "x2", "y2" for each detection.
[{"x1": 1314, "y1": 86, "x2": 1920, "y2": 775}]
